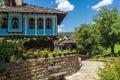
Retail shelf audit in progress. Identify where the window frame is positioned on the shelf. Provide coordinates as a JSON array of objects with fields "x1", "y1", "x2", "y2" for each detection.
[
  {"x1": 37, "y1": 18, "x2": 43, "y2": 29},
  {"x1": 12, "y1": 17, "x2": 19, "y2": 28},
  {"x1": 29, "y1": 18, "x2": 35, "y2": 29},
  {"x1": 1, "y1": 18, "x2": 8, "y2": 29},
  {"x1": 46, "y1": 18, "x2": 52, "y2": 29}
]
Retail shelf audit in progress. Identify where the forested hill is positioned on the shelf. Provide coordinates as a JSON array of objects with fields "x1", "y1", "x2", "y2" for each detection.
[{"x1": 58, "y1": 32, "x2": 73, "y2": 38}]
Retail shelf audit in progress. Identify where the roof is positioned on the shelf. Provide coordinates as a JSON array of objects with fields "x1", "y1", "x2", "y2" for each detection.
[
  {"x1": 0, "y1": 4, "x2": 67, "y2": 25},
  {"x1": 55, "y1": 37, "x2": 76, "y2": 47}
]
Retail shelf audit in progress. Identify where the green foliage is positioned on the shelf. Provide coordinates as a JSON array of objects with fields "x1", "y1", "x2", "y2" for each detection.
[
  {"x1": 73, "y1": 7, "x2": 120, "y2": 56},
  {"x1": 90, "y1": 45, "x2": 120, "y2": 61},
  {"x1": 118, "y1": 49, "x2": 120, "y2": 56},
  {"x1": 94, "y1": 8, "x2": 120, "y2": 55},
  {"x1": 58, "y1": 32, "x2": 73, "y2": 38},
  {"x1": 10, "y1": 47, "x2": 24, "y2": 62},
  {"x1": 62, "y1": 50, "x2": 69, "y2": 55},
  {"x1": 104, "y1": 44, "x2": 120, "y2": 56},
  {"x1": 24, "y1": 49, "x2": 53, "y2": 58},
  {"x1": 91, "y1": 46, "x2": 104, "y2": 55},
  {"x1": 0, "y1": 44, "x2": 24, "y2": 63},
  {"x1": 53, "y1": 49, "x2": 61, "y2": 57},
  {"x1": 24, "y1": 49, "x2": 76, "y2": 59},
  {"x1": 0, "y1": 36, "x2": 54, "y2": 45},
  {"x1": 42, "y1": 49, "x2": 52, "y2": 58},
  {"x1": 71, "y1": 49, "x2": 77, "y2": 53},
  {"x1": 98, "y1": 57, "x2": 120, "y2": 80},
  {"x1": 73, "y1": 24, "x2": 100, "y2": 55}
]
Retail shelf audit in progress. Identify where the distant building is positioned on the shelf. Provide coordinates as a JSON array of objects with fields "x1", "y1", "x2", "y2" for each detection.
[
  {"x1": 0, "y1": 0, "x2": 66, "y2": 36},
  {"x1": 54, "y1": 36, "x2": 77, "y2": 51}
]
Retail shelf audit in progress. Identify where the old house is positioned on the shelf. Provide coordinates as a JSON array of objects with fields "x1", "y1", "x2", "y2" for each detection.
[
  {"x1": 0, "y1": 0, "x2": 66, "y2": 36},
  {"x1": 0, "y1": 0, "x2": 66, "y2": 50}
]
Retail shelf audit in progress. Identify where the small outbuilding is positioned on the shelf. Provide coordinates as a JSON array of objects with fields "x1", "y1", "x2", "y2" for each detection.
[{"x1": 54, "y1": 36, "x2": 77, "y2": 51}]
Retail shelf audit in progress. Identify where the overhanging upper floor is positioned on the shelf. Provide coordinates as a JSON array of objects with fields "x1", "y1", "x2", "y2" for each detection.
[
  {"x1": 0, "y1": 4, "x2": 67, "y2": 25},
  {"x1": 0, "y1": 13, "x2": 59, "y2": 36},
  {"x1": 0, "y1": 0, "x2": 67, "y2": 36}
]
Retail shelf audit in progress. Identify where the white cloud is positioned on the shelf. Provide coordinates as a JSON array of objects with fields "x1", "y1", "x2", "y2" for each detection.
[
  {"x1": 58, "y1": 24, "x2": 64, "y2": 32},
  {"x1": 92, "y1": 0, "x2": 113, "y2": 10},
  {"x1": 55, "y1": 0, "x2": 74, "y2": 12},
  {"x1": 91, "y1": 22, "x2": 96, "y2": 24}
]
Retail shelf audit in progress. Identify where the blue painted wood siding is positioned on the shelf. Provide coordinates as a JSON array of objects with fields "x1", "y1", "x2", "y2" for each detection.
[
  {"x1": 8, "y1": 13, "x2": 22, "y2": 32},
  {"x1": 0, "y1": 13, "x2": 57, "y2": 36}
]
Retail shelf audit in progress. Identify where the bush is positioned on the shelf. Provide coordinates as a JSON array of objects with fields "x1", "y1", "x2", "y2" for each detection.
[
  {"x1": 91, "y1": 46, "x2": 105, "y2": 56},
  {"x1": 24, "y1": 49, "x2": 53, "y2": 58},
  {"x1": 63, "y1": 50, "x2": 69, "y2": 55},
  {"x1": 98, "y1": 57, "x2": 120, "y2": 80},
  {"x1": 25, "y1": 49, "x2": 36, "y2": 59},
  {"x1": 0, "y1": 44, "x2": 24, "y2": 63},
  {"x1": 52, "y1": 49, "x2": 61, "y2": 57},
  {"x1": 102, "y1": 53, "x2": 111, "y2": 57},
  {"x1": 90, "y1": 54, "x2": 105, "y2": 61}
]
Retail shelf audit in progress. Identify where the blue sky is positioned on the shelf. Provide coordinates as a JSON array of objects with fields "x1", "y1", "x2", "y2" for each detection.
[{"x1": 24, "y1": 0, "x2": 120, "y2": 32}]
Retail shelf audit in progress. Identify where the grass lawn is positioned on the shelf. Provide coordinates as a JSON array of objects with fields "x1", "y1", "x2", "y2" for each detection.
[
  {"x1": 104, "y1": 44, "x2": 120, "y2": 54},
  {"x1": 90, "y1": 44, "x2": 120, "y2": 61}
]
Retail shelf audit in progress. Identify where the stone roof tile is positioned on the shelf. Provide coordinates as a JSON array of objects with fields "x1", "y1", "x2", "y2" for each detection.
[{"x1": 0, "y1": 4, "x2": 67, "y2": 25}]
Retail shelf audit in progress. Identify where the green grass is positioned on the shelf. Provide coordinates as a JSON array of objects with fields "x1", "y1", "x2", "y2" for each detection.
[
  {"x1": 90, "y1": 44, "x2": 120, "y2": 61},
  {"x1": 104, "y1": 44, "x2": 120, "y2": 54}
]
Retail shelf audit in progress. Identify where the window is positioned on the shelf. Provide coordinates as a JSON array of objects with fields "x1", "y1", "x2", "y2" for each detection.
[
  {"x1": 12, "y1": 17, "x2": 19, "y2": 28},
  {"x1": 37, "y1": 18, "x2": 43, "y2": 29},
  {"x1": 1, "y1": 18, "x2": 8, "y2": 28},
  {"x1": 29, "y1": 18, "x2": 35, "y2": 29},
  {"x1": 46, "y1": 18, "x2": 52, "y2": 29}
]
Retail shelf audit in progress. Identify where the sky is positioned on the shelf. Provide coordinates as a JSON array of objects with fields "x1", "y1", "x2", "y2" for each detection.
[{"x1": 24, "y1": 0, "x2": 120, "y2": 32}]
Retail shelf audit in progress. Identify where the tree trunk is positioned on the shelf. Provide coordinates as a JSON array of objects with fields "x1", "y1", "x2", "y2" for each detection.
[{"x1": 111, "y1": 43, "x2": 115, "y2": 56}]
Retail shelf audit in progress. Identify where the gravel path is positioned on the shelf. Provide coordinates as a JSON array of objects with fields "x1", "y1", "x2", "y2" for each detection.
[{"x1": 65, "y1": 60, "x2": 104, "y2": 80}]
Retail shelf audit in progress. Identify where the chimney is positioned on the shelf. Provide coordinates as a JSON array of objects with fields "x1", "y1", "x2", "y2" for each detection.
[{"x1": 16, "y1": 0, "x2": 23, "y2": 6}]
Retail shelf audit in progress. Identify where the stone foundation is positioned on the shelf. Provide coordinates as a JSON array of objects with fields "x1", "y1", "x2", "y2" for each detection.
[{"x1": 0, "y1": 54, "x2": 80, "y2": 80}]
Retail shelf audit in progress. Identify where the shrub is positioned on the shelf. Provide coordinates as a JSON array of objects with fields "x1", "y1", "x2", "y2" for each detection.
[
  {"x1": 40, "y1": 49, "x2": 52, "y2": 58},
  {"x1": 91, "y1": 46, "x2": 105, "y2": 56},
  {"x1": 63, "y1": 50, "x2": 69, "y2": 55},
  {"x1": 52, "y1": 49, "x2": 61, "y2": 57},
  {"x1": 71, "y1": 49, "x2": 77, "y2": 53},
  {"x1": 102, "y1": 53, "x2": 111, "y2": 58},
  {"x1": 25, "y1": 49, "x2": 36, "y2": 59},
  {"x1": 0, "y1": 44, "x2": 24, "y2": 63},
  {"x1": 98, "y1": 57, "x2": 120, "y2": 80}
]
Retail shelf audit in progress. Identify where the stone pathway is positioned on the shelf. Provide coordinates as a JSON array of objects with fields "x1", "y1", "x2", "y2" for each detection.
[{"x1": 65, "y1": 60, "x2": 104, "y2": 80}]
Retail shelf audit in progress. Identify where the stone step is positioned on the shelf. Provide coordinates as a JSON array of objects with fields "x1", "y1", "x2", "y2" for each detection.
[
  {"x1": 50, "y1": 72, "x2": 67, "y2": 77},
  {"x1": 48, "y1": 65, "x2": 61, "y2": 70}
]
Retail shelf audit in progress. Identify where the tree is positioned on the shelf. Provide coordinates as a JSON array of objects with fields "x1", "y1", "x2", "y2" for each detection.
[
  {"x1": 94, "y1": 8, "x2": 120, "y2": 56},
  {"x1": 0, "y1": 0, "x2": 7, "y2": 23},
  {"x1": 73, "y1": 24, "x2": 100, "y2": 55}
]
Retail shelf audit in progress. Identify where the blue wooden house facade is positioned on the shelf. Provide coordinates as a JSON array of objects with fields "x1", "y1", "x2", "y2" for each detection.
[{"x1": 0, "y1": 0, "x2": 66, "y2": 36}]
